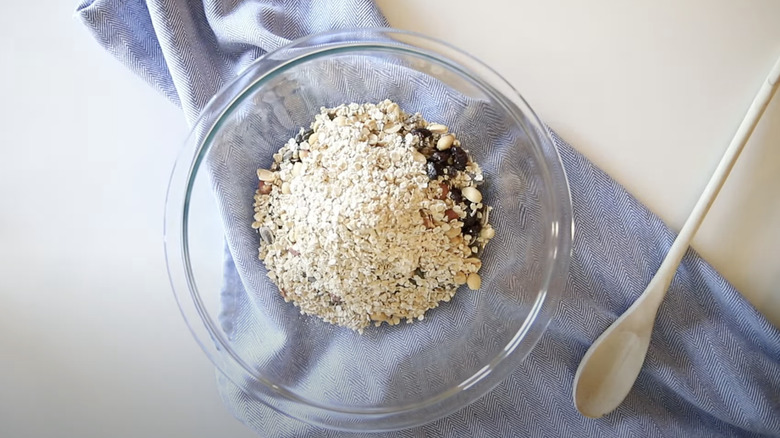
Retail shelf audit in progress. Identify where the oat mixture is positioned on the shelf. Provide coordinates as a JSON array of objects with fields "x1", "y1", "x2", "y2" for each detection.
[{"x1": 251, "y1": 100, "x2": 494, "y2": 332}]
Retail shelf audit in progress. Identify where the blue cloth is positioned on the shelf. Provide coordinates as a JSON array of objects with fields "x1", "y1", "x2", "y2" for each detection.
[{"x1": 77, "y1": 1, "x2": 780, "y2": 437}]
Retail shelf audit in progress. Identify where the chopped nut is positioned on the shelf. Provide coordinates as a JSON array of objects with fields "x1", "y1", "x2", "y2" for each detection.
[
  {"x1": 257, "y1": 169, "x2": 276, "y2": 182},
  {"x1": 454, "y1": 272, "x2": 467, "y2": 285},
  {"x1": 467, "y1": 273, "x2": 481, "y2": 290},
  {"x1": 427, "y1": 123, "x2": 448, "y2": 134}
]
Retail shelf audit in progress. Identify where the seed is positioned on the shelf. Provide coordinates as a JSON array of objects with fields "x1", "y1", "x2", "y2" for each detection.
[
  {"x1": 436, "y1": 134, "x2": 454, "y2": 151},
  {"x1": 257, "y1": 169, "x2": 276, "y2": 182},
  {"x1": 467, "y1": 273, "x2": 481, "y2": 290},
  {"x1": 412, "y1": 150, "x2": 427, "y2": 164},
  {"x1": 281, "y1": 182, "x2": 291, "y2": 194},
  {"x1": 462, "y1": 186, "x2": 482, "y2": 203},
  {"x1": 480, "y1": 226, "x2": 495, "y2": 240},
  {"x1": 308, "y1": 132, "x2": 319, "y2": 144},
  {"x1": 292, "y1": 162, "x2": 303, "y2": 177},
  {"x1": 258, "y1": 227, "x2": 274, "y2": 245},
  {"x1": 454, "y1": 272, "x2": 467, "y2": 285},
  {"x1": 295, "y1": 128, "x2": 313, "y2": 143},
  {"x1": 428, "y1": 123, "x2": 448, "y2": 134}
]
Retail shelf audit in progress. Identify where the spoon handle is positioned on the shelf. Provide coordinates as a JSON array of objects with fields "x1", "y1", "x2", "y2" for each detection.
[{"x1": 661, "y1": 57, "x2": 780, "y2": 275}]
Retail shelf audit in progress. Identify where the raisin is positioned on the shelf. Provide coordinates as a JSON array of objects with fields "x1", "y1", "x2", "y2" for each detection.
[
  {"x1": 449, "y1": 187, "x2": 463, "y2": 203},
  {"x1": 462, "y1": 212, "x2": 479, "y2": 228},
  {"x1": 430, "y1": 150, "x2": 450, "y2": 164},
  {"x1": 450, "y1": 146, "x2": 468, "y2": 171},
  {"x1": 463, "y1": 222, "x2": 482, "y2": 238},
  {"x1": 411, "y1": 127, "x2": 432, "y2": 138}
]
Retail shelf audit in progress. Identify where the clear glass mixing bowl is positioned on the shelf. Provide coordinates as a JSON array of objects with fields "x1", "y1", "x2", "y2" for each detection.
[{"x1": 165, "y1": 28, "x2": 572, "y2": 432}]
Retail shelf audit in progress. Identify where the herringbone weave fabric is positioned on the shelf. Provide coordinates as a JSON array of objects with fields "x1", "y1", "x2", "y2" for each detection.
[{"x1": 77, "y1": 1, "x2": 780, "y2": 436}]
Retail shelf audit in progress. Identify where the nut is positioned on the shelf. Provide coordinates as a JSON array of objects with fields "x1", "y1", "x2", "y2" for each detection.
[
  {"x1": 467, "y1": 273, "x2": 481, "y2": 290},
  {"x1": 454, "y1": 272, "x2": 467, "y2": 285},
  {"x1": 436, "y1": 134, "x2": 454, "y2": 151},
  {"x1": 257, "y1": 169, "x2": 276, "y2": 182},
  {"x1": 371, "y1": 312, "x2": 390, "y2": 322},
  {"x1": 465, "y1": 257, "x2": 482, "y2": 270},
  {"x1": 427, "y1": 123, "x2": 448, "y2": 134},
  {"x1": 480, "y1": 225, "x2": 495, "y2": 240},
  {"x1": 462, "y1": 186, "x2": 482, "y2": 203},
  {"x1": 444, "y1": 209, "x2": 459, "y2": 222}
]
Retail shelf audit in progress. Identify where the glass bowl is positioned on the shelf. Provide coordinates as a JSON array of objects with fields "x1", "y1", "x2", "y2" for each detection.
[{"x1": 164, "y1": 28, "x2": 572, "y2": 432}]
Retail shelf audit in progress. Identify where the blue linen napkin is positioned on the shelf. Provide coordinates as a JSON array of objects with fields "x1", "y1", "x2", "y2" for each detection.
[{"x1": 77, "y1": 1, "x2": 780, "y2": 436}]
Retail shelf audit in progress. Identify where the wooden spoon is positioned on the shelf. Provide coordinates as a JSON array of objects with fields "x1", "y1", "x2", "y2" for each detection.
[{"x1": 573, "y1": 56, "x2": 780, "y2": 419}]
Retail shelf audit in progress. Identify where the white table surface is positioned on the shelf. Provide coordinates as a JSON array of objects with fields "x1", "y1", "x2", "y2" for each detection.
[{"x1": 1, "y1": 1, "x2": 778, "y2": 436}]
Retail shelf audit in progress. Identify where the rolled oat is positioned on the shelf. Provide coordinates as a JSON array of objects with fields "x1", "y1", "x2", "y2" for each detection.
[{"x1": 252, "y1": 100, "x2": 495, "y2": 332}]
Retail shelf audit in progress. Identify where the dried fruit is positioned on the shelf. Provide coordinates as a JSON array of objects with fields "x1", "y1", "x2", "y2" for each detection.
[
  {"x1": 450, "y1": 146, "x2": 468, "y2": 171},
  {"x1": 257, "y1": 180, "x2": 272, "y2": 195},
  {"x1": 410, "y1": 127, "x2": 432, "y2": 138}
]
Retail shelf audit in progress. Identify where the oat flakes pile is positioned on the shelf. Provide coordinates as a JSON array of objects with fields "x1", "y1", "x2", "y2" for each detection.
[{"x1": 252, "y1": 100, "x2": 494, "y2": 332}]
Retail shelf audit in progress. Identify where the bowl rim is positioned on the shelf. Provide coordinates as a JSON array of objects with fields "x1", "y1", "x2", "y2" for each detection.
[{"x1": 164, "y1": 27, "x2": 573, "y2": 432}]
